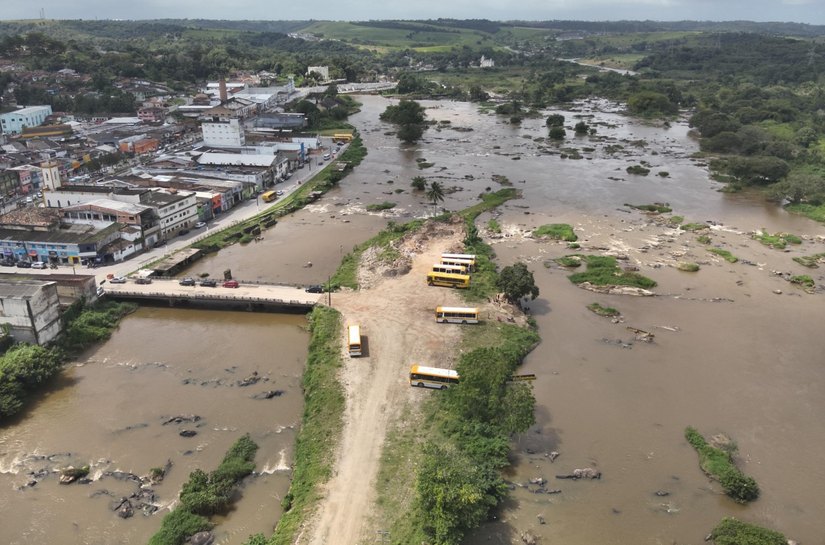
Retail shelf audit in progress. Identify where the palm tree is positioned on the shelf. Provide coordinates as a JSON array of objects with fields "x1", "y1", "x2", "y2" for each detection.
[{"x1": 426, "y1": 181, "x2": 445, "y2": 214}]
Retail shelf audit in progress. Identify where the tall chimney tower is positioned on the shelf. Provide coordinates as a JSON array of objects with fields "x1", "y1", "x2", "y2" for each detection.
[{"x1": 219, "y1": 78, "x2": 228, "y2": 103}]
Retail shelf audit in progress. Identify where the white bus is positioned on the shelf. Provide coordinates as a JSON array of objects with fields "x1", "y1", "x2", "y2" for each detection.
[
  {"x1": 348, "y1": 325, "x2": 362, "y2": 357},
  {"x1": 409, "y1": 364, "x2": 459, "y2": 389},
  {"x1": 440, "y1": 257, "x2": 475, "y2": 272},
  {"x1": 432, "y1": 263, "x2": 468, "y2": 275},
  {"x1": 441, "y1": 253, "x2": 476, "y2": 261},
  {"x1": 435, "y1": 306, "x2": 480, "y2": 324}
]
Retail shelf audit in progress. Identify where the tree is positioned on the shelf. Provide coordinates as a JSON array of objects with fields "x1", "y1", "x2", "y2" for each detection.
[
  {"x1": 627, "y1": 90, "x2": 678, "y2": 117},
  {"x1": 496, "y1": 262, "x2": 539, "y2": 303},
  {"x1": 411, "y1": 176, "x2": 427, "y2": 191},
  {"x1": 416, "y1": 441, "x2": 498, "y2": 545},
  {"x1": 574, "y1": 121, "x2": 589, "y2": 135},
  {"x1": 468, "y1": 85, "x2": 489, "y2": 102},
  {"x1": 397, "y1": 123, "x2": 425, "y2": 144},
  {"x1": 426, "y1": 181, "x2": 445, "y2": 212},
  {"x1": 548, "y1": 126, "x2": 566, "y2": 140},
  {"x1": 769, "y1": 172, "x2": 825, "y2": 205}
]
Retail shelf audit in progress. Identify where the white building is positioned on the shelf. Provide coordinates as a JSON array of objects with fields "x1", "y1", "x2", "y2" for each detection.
[
  {"x1": 0, "y1": 105, "x2": 53, "y2": 135},
  {"x1": 480, "y1": 56, "x2": 495, "y2": 68},
  {"x1": 202, "y1": 117, "x2": 245, "y2": 147}
]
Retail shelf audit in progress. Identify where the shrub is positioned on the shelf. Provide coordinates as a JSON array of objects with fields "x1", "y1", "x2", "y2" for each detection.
[
  {"x1": 149, "y1": 509, "x2": 211, "y2": 545},
  {"x1": 697, "y1": 235, "x2": 712, "y2": 244},
  {"x1": 677, "y1": 262, "x2": 700, "y2": 272},
  {"x1": 626, "y1": 164, "x2": 651, "y2": 175}
]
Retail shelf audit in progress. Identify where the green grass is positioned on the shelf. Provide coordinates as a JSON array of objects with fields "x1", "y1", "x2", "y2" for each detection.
[
  {"x1": 793, "y1": 253, "x2": 825, "y2": 268},
  {"x1": 684, "y1": 427, "x2": 759, "y2": 504},
  {"x1": 697, "y1": 235, "x2": 712, "y2": 244},
  {"x1": 587, "y1": 302, "x2": 620, "y2": 317},
  {"x1": 677, "y1": 262, "x2": 700, "y2": 272},
  {"x1": 711, "y1": 518, "x2": 787, "y2": 545},
  {"x1": 753, "y1": 231, "x2": 802, "y2": 249},
  {"x1": 533, "y1": 223, "x2": 578, "y2": 242},
  {"x1": 267, "y1": 307, "x2": 345, "y2": 545},
  {"x1": 786, "y1": 203, "x2": 825, "y2": 223},
  {"x1": 373, "y1": 409, "x2": 429, "y2": 545},
  {"x1": 790, "y1": 275, "x2": 815, "y2": 289},
  {"x1": 366, "y1": 201, "x2": 397, "y2": 212},
  {"x1": 568, "y1": 255, "x2": 657, "y2": 289},
  {"x1": 668, "y1": 215, "x2": 684, "y2": 225},
  {"x1": 486, "y1": 218, "x2": 501, "y2": 233},
  {"x1": 555, "y1": 255, "x2": 583, "y2": 268},
  {"x1": 680, "y1": 222, "x2": 708, "y2": 232},
  {"x1": 624, "y1": 203, "x2": 672, "y2": 213},
  {"x1": 708, "y1": 248, "x2": 739, "y2": 263}
]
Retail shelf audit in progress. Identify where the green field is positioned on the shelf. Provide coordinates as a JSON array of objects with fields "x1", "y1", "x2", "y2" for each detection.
[{"x1": 299, "y1": 21, "x2": 494, "y2": 52}]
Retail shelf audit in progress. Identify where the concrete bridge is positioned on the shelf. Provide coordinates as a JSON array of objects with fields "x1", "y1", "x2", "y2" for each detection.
[{"x1": 102, "y1": 278, "x2": 323, "y2": 312}]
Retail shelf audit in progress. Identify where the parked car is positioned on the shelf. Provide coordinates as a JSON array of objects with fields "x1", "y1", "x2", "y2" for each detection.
[
  {"x1": 323, "y1": 153, "x2": 331, "y2": 160},
  {"x1": 199, "y1": 278, "x2": 217, "y2": 287},
  {"x1": 178, "y1": 229, "x2": 190, "y2": 237},
  {"x1": 179, "y1": 277, "x2": 196, "y2": 286},
  {"x1": 134, "y1": 277, "x2": 152, "y2": 284},
  {"x1": 109, "y1": 276, "x2": 127, "y2": 284},
  {"x1": 222, "y1": 280, "x2": 239, "y2": 288},
  {"x1": 305, "y1": 285, "x2": 324, "y2": 293},
  {"x1": 16, "y1": 261, "x2": 32, "y2": 268},
  {"x1": 194, "y1": 221, "x2": 207, "y2": 229},
  {"x1": 31, "y1": 261, "x2": 47, "y2": 269}
]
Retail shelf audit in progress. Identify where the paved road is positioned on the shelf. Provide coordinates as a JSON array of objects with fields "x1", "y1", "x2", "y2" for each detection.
[{"x1": 104, "y1": 278, "x2": 323, "y2": 306}]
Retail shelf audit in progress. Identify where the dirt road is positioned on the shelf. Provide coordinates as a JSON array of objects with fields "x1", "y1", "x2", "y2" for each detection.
[{"x1": 304, "y1": 222, "x2": 470, "y2": 545}]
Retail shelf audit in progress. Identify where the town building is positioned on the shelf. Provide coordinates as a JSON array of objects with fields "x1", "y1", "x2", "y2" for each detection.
[
  {"x1": 0, "y1": 279, "x2": 62, "y2": 345},
  {"x1": 201, "y1": 117, "x2": 246, "y2": 147},
  {"x1": 0, "y1": 105, "x2": 53, "y2": 135}
]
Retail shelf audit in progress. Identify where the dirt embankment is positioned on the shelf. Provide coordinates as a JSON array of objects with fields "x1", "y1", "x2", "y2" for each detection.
[{"x1": 302, "y1": 219, "x2": 508, "y2": 545}]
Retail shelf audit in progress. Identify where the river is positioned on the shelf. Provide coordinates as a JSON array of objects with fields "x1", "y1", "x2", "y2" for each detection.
[{"x1": 2, "y1": 94, "x2": 824, "y2": 544}]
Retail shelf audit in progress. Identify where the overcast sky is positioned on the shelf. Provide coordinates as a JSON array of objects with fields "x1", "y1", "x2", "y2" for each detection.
[{"x1": 2, "y1": 0, "x2": 824, "y2": 25}]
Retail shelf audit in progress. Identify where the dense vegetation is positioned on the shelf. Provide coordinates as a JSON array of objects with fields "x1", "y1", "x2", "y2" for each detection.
[
  {"x1": 149, "y1": 434, "x2": 258, "y2": 545},
  {"x1": 0, "y1": 300, "x2": 136, "y2": 421},
  {"x1": 417, "y1": 323, "x2": 539, "y2": 544}
]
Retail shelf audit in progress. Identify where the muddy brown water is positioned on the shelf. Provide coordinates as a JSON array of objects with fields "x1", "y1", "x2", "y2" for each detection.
[{"x1": 2, "y1": 94, "x2": 825, "y2": 544}]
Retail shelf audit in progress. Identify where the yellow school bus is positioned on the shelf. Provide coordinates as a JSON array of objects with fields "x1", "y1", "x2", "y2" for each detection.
[
  {"x1": 426, "y1": 271, "x2": 470, "y2": 289},
  {"x1": 347, "y1": 324, "x2": 362, "y2": 357},
  {"x1": 261, "y1": 190, "x2": 278, "y2": 203}
]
